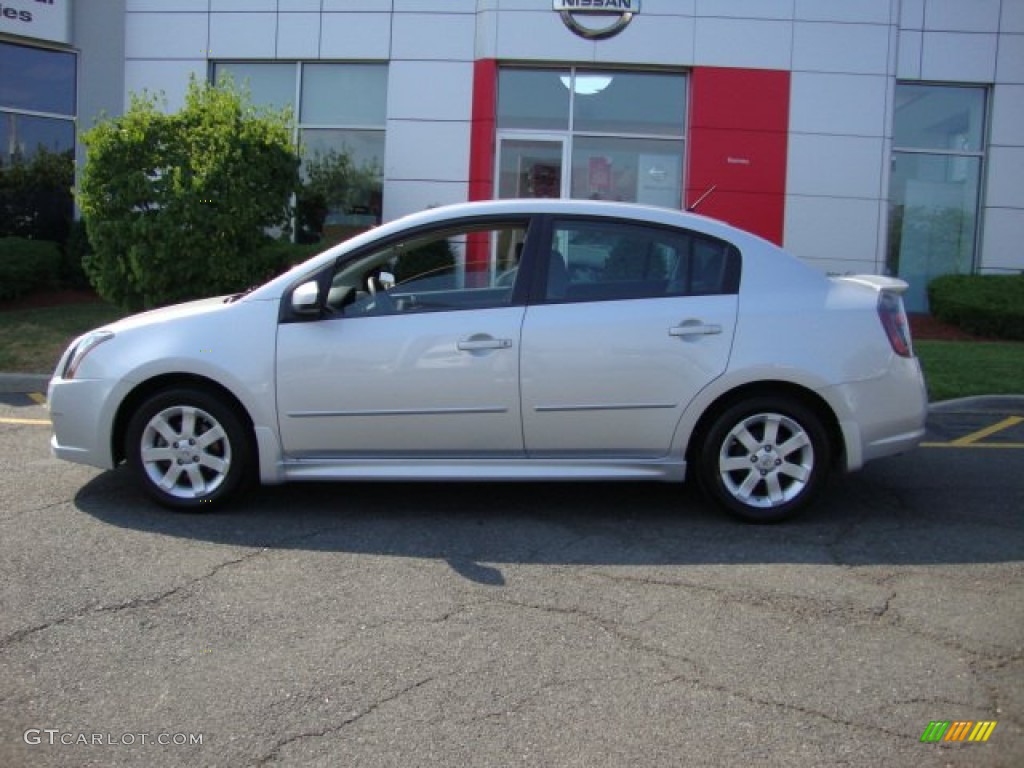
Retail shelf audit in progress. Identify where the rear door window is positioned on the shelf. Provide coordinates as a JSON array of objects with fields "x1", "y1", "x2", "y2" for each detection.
[{"x1": 544, "y1": 218, "x2": 740, "y2": 302}]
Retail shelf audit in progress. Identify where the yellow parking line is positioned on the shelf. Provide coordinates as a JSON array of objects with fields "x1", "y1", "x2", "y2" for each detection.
[
  {"x1": 949, "y1": 415, "x2": 1024, "y2": 446},
  {"x1": 27, "y1": 392, "x2": 47, "y2": 405},
  {"x1": 0, "y1": 417, "x2": 51, "y2": 426},
  {"x1": 922, "y1": 441, "x2": 1024, "y2": 449}
]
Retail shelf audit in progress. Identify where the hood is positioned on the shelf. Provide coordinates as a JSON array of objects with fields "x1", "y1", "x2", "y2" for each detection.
[{"x1": 101, "y1": 295, "x2": 235, "y2": 334}]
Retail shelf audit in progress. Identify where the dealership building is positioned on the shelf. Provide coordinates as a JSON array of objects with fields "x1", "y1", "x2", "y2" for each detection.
[{"x1": 3, "y1": 0, "x2": 1023, "y2": 310}]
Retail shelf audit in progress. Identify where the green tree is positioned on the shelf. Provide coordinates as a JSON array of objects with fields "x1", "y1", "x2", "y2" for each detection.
[{"x1": 77, "y1": 76, "x2": 300, "y2": 310}]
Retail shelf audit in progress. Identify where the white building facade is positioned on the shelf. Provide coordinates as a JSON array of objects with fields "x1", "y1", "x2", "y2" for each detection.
[{"x1": 3, "y1": 0, "x2": 1023, "y2": 310}]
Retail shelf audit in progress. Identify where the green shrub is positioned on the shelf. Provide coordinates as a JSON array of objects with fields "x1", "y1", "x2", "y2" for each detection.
[
  {"x1": 928, "y1": 274, "x2": 1024, "y2": 341},
  {"x1": 61, "y1": 219, "x2": 93, "y2": 290},
  {"x1": 77, "y1": 76, "x2": 300, "y2": 310},
  {"x1": 0, "y1": 237, "x2": 62, "y2": 300},
  {"x1": 250, "y1": 240, "x2": 325, "y2": 284}
]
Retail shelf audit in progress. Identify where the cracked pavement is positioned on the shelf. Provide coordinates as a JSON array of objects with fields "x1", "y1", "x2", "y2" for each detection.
[{"x1": 1, "y1": 399, "x2": 1022, "y2": 766}]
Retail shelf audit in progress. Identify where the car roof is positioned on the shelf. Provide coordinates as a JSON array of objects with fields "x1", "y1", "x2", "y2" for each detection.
[{"x1": 402, "y1": 198, "x2": 725, "y2": 232}]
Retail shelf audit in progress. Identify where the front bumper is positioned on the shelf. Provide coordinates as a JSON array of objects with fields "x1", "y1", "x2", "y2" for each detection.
[{"x1": 47, "y1": 375, "x2": 125, "y2": 470}]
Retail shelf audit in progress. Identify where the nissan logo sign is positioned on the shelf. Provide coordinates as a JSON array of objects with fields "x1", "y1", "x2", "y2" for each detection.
[{"x1": 553, "y1": 0, "x2": 639, "y2": 40}]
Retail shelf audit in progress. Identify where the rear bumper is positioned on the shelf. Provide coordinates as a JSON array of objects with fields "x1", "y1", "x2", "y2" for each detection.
[{"x1": 827, "y1": 355, "x2": 929, "y2": 471}]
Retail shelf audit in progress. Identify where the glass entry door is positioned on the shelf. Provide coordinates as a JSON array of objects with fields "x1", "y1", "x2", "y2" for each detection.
[
  {"x1": 888, "y1": 84, "x2": 986, "y2": 312},
  {"x1": 497, "y1": 137, "x2": 567, "y2": 199}
]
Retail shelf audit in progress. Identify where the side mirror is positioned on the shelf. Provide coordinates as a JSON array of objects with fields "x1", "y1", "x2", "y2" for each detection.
[{"x1": 291, "y1": 280, "x2": 321, "y2": 314}]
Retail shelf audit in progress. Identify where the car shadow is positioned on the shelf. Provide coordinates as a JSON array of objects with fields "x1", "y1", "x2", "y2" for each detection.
[{"x1": 72, "y1": 449, "x2": 1024, "y2": 585}]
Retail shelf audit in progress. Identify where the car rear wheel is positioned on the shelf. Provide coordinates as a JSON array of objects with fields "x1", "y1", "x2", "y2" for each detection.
[
  {"x1": 125, "y1": 388, "x2": 252, "y2": 510},
  {"x1": 697, "y1": 397, "x2": 830, "y2": 523}
]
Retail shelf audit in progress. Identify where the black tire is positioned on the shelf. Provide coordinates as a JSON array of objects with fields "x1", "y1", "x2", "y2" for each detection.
[
  {"x1": 125, "y1": 387, "x2": 253, "y2": 510},
  {"x1": 696, "y1": 396, "x2": 830, "y2": 523}
]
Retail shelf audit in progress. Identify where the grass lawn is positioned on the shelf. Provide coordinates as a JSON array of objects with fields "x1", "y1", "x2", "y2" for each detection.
[
  {"x1": 0, "y1": 302, "x2": 127, "y2": 375},
  {"x1": 1, "y1": 300, "x2": 1023, "y2": 403},
  {"x1": 916, "y1": 340, "x2": 1024, "y2": 402}
]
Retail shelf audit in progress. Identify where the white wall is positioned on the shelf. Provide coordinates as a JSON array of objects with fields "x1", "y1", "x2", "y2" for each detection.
[
  {"x1": 119, "y1": 0, "x2": 1024, "y2": 275},
  {"x1": 779, "y1": 2, "x2": 896, "y2": 276},
  {"x1": 984, "y1": 2, "x2": 1024, "y2": 274}
]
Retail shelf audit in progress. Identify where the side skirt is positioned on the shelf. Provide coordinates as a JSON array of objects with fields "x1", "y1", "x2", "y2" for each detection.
[{"x1": 279, "y1": 457, "x2": 688, "y2": 483}]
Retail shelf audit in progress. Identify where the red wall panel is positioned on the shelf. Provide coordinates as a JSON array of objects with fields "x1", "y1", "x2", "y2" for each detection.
[
  {"x1": 466, "y1": 59, "x2": 498, "y2": 281},
  {"x1": 468, "y1": 58, "x2": 497, "y2": 203},
  {"x1": 686, "y1": 67, "x2": 790, "y2": 245}
]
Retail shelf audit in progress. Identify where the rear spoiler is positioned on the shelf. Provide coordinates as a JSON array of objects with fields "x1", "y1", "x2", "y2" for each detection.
[
  {"x1": 834, "y1": 275, "x2": 909, "y2": 294},
  {"x1": 835, "y1": 276, "x2": 914, "y2": 356}
]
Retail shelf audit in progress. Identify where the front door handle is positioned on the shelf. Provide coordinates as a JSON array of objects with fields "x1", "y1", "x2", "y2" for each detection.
[
  {"x1": 669, "y1": 322, "x2": 722, "y2": 338},
  {"x1": 457, "y1": 336, "x2": 513, "y2": 351}
]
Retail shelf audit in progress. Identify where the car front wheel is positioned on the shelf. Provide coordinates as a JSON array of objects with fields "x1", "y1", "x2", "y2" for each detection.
[
  {"x1": 125, "y1": 388, "x2": 252, "y2": 510},
  {"x1": 697, "y1": 397, "x2": 830, "y2": 523}
]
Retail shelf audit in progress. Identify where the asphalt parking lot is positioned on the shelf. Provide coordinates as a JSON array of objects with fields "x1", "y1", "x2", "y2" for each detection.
[{"x1": 0, "y1": 392, "x2": 1021, "y2": 767}]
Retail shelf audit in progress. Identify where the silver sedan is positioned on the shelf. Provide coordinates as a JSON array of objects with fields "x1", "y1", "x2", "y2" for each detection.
[{"x1": 49, "y1": 199, "x2": 927, "y2": 522}]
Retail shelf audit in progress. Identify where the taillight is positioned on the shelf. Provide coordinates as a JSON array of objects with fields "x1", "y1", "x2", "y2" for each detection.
[{"x1": 877, "y1": 292, "x2": 912, "y2": 357}]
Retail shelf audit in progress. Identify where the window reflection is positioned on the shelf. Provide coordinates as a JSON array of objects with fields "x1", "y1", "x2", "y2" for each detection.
[
  {"x1": 211, "y1": 62, "x2": 388, "y2": 245},
  {"x1": 297, "y1": 129, "x2": 384, "y2": 245},
  {"x1": 2, "y1": 112, "x2": 74, "y2": 161}
]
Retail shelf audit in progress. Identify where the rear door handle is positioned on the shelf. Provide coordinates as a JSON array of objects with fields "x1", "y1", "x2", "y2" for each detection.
[
  {"x1": 457, "y1": 337, "x2": 513, "y2": 351},
  {"x1": 669, "y1": 322, "x2": 722, "y2": 338}
]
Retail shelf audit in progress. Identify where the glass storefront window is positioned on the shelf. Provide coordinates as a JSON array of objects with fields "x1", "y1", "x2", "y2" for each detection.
[
  {"x1": 0, "y1": 42, "x2": 76, "y2": 116},
  {"x1": 0, "y1": 42, "x2": 76, "y2": 244},
  {"x1": 496, "y1": 67, "x2": 686, "y2": 210},
  {"x1": 888, "y1": 84, "x2": 986, "y2": 312},
  {"x1": 893, "y1": 84, "x2": 986, "y2": 152},
  {"x1": 211, "y1": 62, "x2": 388, "y2": 244},
  {"x1": 214, "y1": 63, "x2": 296, "y2": 112},
  {"x1": 498, "y1": 139, "x2": 564, "y2": 199},
  {"x1": 497, "y1": 69, "x2": 570, "y2": 131},
  {"x1": 571, "y1": 136, "x2": 682, "y2": 206},
  {"x1": 301, "y1": 64, "x2": 387, "y2": 126},
  {"x1": 572, "y1": 71, "x2": 685, "y2": 136}
]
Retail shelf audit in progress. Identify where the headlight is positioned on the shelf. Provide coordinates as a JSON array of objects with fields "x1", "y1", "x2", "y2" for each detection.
[{"x1": 62, "y1": 331, "x2": 115, "y2": 379}]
